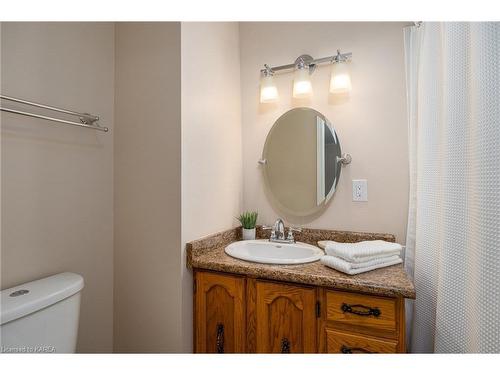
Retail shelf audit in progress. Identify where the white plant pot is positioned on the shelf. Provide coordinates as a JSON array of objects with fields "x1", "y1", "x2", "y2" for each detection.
[{"x1": 242, "y1": 228, "x2": 256, "y2": 241}]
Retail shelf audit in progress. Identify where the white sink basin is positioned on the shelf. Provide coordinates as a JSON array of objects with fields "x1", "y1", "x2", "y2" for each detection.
[{"x1": 225, "y1": 239, "x2": 324, "y2": 265}]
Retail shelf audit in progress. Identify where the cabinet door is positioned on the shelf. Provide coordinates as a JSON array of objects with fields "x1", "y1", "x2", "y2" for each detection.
[
  {"x1": 255, "y1": 281, "x2": 317, "y2": 353},
  {"x1": 194, "y1": 271, "x2": 246, "y2": 353}
]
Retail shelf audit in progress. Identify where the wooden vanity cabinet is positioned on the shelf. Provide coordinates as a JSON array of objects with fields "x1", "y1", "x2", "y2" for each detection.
[{"x1": 194, "y1": 270, "x2": 406, "y2": 354}]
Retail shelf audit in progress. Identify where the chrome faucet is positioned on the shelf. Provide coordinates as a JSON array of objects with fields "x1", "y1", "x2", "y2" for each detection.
[
  {"x1": 273, "y1": 218, "x2": 286, "y2": 241},
  {"x1": 263, "y1": 218, "x2": 302, "y2": 243}
]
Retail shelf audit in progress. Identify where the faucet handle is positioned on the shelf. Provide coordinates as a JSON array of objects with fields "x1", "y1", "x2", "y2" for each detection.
[
  {"x1": 286, "y1": 227, "x2": 302, "y2": 242},
  {"x1": 262, "y1": 225, "x2": 276, "y2": 240}
]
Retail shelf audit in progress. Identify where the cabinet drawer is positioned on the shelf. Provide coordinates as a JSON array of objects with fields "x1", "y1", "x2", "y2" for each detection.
[
  {"x1": 326, "y1": 329, "x2": 398, "y2": 354},
  {"x1": 326, "y1": 290, "x2": 397, "y2": 334}
]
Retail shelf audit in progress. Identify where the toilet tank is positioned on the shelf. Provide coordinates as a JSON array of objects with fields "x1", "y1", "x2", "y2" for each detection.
[{"x1": 0, "y1": 272, "x2": 84, "y2": 353}]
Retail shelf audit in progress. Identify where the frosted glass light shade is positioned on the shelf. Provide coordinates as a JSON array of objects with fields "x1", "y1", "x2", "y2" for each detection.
[
  {"x1": 292, "y1": 68, "x2": 312, "y2": 98},
  {"x1": 260, "y1": 75, "x2": 279, "y2": 103},
  {"x1": 329, "y1": 61, "x2": 352, "y2": 94}
]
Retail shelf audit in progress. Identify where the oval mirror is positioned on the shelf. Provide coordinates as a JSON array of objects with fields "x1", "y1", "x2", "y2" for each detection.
[{"x1": 261, "y1": 108, "x2": 342, "y2": 217}]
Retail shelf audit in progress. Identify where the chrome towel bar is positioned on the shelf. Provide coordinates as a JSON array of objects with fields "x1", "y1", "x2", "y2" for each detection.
[{"x1": 0, "y1": 94, "x2": 108, "y2": 132}]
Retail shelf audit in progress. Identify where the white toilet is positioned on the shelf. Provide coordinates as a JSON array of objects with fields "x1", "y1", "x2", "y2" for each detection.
[{"x1": 0, "y1": 272, "x2": 84, "y2": 353}]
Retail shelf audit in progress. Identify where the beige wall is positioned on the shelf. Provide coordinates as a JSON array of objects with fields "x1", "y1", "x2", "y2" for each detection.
[
  {"x1": 240, "y1": 22, "x2": 410, "y2": 242},
  {"x1": 113, "y1": 22, "x2": 182, "y2": 352},
  {"x1": 181, "y1": 22, "x2": 242, "y2": 352},
  {"x1": 0, "y1": 22, "x2": 115, "y2": 352}
]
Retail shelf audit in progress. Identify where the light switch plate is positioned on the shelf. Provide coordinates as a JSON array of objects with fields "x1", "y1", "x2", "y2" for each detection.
[{"x1": 352, "y1": 179, "x2": 368, "y2": 201}]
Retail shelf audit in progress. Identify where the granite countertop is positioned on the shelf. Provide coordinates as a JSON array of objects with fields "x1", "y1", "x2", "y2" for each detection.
[{"x1": 187, "y1": 226, "x2": 416, "y2": 299}]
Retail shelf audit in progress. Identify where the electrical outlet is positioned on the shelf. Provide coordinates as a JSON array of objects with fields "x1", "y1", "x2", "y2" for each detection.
[{"x1": 352, "y1": 179, "x2": 368, "y2": 201}]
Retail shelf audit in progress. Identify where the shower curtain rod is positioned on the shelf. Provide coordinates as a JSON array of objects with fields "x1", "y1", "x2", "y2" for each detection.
[{"x1": 0, "y1": 94, "x2": 108, "y2": 132}]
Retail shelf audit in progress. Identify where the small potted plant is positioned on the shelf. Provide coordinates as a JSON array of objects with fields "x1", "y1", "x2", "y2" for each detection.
[{"x1": 237, "y1": 211, "x2": 258, "y2": 240}]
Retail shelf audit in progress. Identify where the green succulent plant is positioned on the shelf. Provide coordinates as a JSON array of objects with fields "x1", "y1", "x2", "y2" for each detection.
[{"x1": 237, "y1": 211, "x2": 258, "y2": 229}]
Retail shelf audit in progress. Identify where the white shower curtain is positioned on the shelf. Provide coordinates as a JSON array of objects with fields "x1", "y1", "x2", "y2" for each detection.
[{"x1": 404, "y1": 22, "x2": 500, "y2": 353}]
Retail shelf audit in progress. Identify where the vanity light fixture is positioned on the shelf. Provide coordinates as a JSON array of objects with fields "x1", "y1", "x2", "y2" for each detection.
[
  {"x1": 329, "y1": 50, "x2": 352, "y2": 94},
  {"x1": 260, "y1": 50, "x2": 352, "y2": 103},
  {"x1": 260, "y1": 64, "x2": 279, "y2": 103}
]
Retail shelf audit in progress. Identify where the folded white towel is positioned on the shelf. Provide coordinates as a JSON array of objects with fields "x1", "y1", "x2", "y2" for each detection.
[
  {"x1": 341, "y1": 254, "x2": 401, "y2": 269},
  {"x1": 324, "y1": 240, "x2": 402, "y2": 263},
  {"x1": 320, "y1": 254, "x2": 402, "y2": 275}
]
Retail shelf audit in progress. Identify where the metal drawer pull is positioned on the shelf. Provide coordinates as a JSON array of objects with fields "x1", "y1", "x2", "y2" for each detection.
[
  {"x1": 341, "y1": 303, "x2": 381, "y2": 317},
  {"x1": 216, "y1": 323, "x2": 225, "y2": 353},
  {"x1": 341, "y1": 345, "x2": 373, "y2": 354},
  {"x1": 281, "y1": 337, "x2": 291, "y2": 353}
]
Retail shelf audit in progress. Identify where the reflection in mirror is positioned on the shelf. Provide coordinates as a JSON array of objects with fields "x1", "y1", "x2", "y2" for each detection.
[{"x1": 262, "y1": 108, "x2": 342, "y2": 217}]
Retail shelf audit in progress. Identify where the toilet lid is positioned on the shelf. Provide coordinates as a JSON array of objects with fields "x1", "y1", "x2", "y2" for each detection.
[{"x1": 0, "y1": 272, "x2": 84, "y2": 325}]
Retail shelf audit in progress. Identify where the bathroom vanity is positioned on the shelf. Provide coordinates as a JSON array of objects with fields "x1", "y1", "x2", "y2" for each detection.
[
  {"x1": 187, "y1": 107, "x2": 415, "y2": 354},
  {"x1": 187, "y1": 227, "x2": 415, "y2": 354}
]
